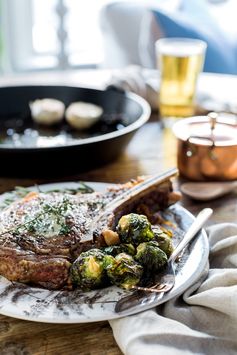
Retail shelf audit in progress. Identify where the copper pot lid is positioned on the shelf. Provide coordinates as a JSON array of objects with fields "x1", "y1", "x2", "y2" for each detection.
[{"x1": 173, "y1": 112, "x2": 237, "y2": 147}]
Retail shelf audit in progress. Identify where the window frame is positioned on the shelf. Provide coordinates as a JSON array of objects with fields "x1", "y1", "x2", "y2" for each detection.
[{"x1": 0, "y1": 0, "x2": 100, "y2": 73}]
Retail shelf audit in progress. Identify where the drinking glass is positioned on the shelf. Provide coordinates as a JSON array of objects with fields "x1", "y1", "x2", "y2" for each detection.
[{"x1": 156, "y1": 38, "x2": 207, "y2": 121}]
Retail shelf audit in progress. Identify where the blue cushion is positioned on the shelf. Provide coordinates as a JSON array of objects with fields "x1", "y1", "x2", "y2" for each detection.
[{"x1": 152, "y1": 6, "x2": 237, "y2": 74}]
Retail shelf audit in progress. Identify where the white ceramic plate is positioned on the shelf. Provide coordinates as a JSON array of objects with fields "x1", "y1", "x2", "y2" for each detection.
[{"x1": 0, "y1": 181, "x2": 209, "y2": 323}]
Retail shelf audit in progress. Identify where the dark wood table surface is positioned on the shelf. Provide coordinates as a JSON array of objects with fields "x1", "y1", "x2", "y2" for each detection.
[{"x1": 0, "y1": 70, "x2": 236, "y2": 355}]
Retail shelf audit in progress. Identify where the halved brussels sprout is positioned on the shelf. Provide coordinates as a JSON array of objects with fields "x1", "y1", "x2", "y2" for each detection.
[
  {"x1": 106, "y1": 253, "x2": 143, "y2": 289},
  {"x1": 116, "y1": 213, "x2": 154, "y2": 245},
  {"x1": 153, "y1": 227, "x2": 174, "y2": 258},
  {"x1": 135, "y1": 241, "x2": 168, "y2": 271},
  {"x1": 70, "y1": 249, "x2": 107, "y2": 290}
]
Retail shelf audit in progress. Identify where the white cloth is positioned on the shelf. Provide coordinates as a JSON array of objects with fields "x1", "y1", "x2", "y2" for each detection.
[
  {"x1": 109, "y1": 223, "x2": 237, "y2": 355},
  {"x1": 108, "y1": 66, "x2": 159, "y2": 110}
]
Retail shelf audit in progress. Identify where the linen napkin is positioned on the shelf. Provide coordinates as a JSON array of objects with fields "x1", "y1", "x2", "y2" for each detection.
[
  {"x1": 108, "y1": 66, "x2": 159, "y2": 110},
  {"x1": 109, "y1": 223, "x2": 237, "y2": 355}
]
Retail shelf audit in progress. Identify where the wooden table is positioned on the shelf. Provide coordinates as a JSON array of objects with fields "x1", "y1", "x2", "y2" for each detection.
[{"x1": 0, "y1": 70, "x2": 236, "y2": 354}]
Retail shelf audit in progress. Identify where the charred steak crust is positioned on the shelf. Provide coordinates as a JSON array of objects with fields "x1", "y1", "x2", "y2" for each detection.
[{"x1": 0, "y1": 179, "x2": 179, "y2": 290}]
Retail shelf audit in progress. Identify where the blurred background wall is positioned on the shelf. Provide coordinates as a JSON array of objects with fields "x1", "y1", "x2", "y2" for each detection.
[{"x1": 0, "y1": 0, "x2": 236, "y2": 75}]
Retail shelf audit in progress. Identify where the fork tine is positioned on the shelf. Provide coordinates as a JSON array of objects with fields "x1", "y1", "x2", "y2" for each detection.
[
  {"x1": 131, "y1": 285, "x2": 165, "y2": 293},
  {"x1": 131, "y1": 278, "x2": 175, "y2": 293},
  {"x1": 150, "y1": 283, "x2": 161, "y2": 289},
  {"x1": 161, "y1": 284, "x2": 173, "y2": 292},
  {"x1": 154, "y1": 284, "x2": 166, "y2": 291}
]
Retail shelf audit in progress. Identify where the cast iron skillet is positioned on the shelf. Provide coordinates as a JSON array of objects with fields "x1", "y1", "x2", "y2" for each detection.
[{"x1": 0, "y1": 85, "x2": 150, "y2": 177}]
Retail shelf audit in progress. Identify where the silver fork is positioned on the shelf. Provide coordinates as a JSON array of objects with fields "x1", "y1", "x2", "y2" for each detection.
[{"x1": 115, "y1": 207, "x2": 213, "y2": 313}]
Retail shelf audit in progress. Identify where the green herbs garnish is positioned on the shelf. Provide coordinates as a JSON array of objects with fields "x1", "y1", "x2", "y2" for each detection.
[
  {"x1": 18, "y1": 197, "x2": 73, "y2": 237},
  {"x1": 0, "y1": 182, "x2": 94, "y2": 211},
  {"x1": 46, "y1": 182, "x2": 94, "y2": 195},
  {"x1": 59, "y1": 224, "x2": 72, "y2": 236},
  {"x1": 1, "y1": 197, "x2": 76, "y2": 239}
]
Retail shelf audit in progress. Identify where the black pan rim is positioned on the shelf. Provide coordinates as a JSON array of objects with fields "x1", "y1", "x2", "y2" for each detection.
[{"x1": 0, "y1": 85, "x2": 151, "y2": 152}]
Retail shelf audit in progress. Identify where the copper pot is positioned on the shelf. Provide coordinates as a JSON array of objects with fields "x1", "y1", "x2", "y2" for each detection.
[{"x1": 173, "y1": 113, "x2": 237, "y2": 181}]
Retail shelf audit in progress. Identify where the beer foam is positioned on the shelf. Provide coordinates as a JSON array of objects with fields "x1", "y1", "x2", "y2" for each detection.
[{"x1": 157, "y1": 39, "x2": 206, "y2": 57}]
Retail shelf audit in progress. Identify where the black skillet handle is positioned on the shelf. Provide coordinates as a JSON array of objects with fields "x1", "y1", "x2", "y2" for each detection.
[{"x1": 106, "y1": 84, "x2": 126, "y2": 94}]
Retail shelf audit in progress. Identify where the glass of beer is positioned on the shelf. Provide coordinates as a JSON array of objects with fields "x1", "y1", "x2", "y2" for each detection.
[{"x1": 156, "y1": 38, "x2": 206, "y2": 121}]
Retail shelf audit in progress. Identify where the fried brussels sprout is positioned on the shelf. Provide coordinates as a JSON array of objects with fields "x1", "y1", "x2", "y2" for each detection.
[
  {"x1": 70, "y1": 249, "x2": 107, "y2": 290},
  {"x1": 116, "y1": 213, "x2": 154, "y2": 245},
  {"x1": 135, "y1": 241, "x2": 168, "y2": 271},
  {"x1": 103, "y1": 254, "x2": 115, "y2": 269},
  {"x1": 103, "y1": 243, "x2": 136, "y2": 257},
  {"x1": 153, "y1": 227, "x2": 174, "y2": 258},
  {"x1": 106, "y1": 253, "x2": 143, "y2": 289}
]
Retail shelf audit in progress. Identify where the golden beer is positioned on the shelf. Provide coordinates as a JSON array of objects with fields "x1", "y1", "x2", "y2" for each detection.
[{"x1": 156, "y1": 39, "x2": 206, "y2": 118}]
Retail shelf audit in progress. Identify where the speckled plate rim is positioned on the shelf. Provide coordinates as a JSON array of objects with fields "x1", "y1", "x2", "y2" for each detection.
[{"x1": 0, "y1": 181, "x2": 209, "y2": 323}]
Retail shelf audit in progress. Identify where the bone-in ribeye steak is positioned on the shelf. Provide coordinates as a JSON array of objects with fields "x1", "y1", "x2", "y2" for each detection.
[{"x1": 0, "y1": 180, "x2": 177, "y2": 289}]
